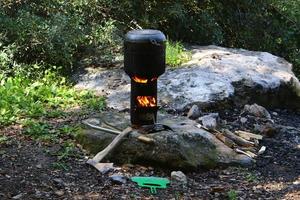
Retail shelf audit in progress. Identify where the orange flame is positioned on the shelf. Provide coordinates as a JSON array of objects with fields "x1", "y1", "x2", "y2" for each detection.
[
  {"x1": 136, "y1": 96, "x2": 156, "y2": 107},
  {"x1": 132, "y1": 76, "x2": 148, "y2": 83}
]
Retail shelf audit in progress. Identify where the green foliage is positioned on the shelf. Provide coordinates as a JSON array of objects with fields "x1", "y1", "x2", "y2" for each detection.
[
  {"x1": 227, "y1": 190, "x2": 238, "y2": 200},
  {"x1": 166, "y1": 40, "x2": 191, "y2": 67},
  {"x1": 0, "y1": 0, "x2": 299, "y2": 77},
  {"x1": 0, "y1": 70, "x2": 105, "y2": 126},
  {"x1": 245, "y1": 172, "x2": 258, "y2": 182},
  {"x1": 56, "y1": 142, "x2": 77, "y2": 161},
  {"x1": 110, "y1": 0, "x2": 300, "y2": 77},
  {"x1": 23, "y1": 120, "x2": 51, "y2": 137},
  {"x1": 0, "y1": 0, "x2": 122, "y2": 71},
  {"x1": 0, "y1": 135, "x2": 8, "y2": 144},
  {"x1": 51, "y1": 162, "x2": 69, "y2": 171}
]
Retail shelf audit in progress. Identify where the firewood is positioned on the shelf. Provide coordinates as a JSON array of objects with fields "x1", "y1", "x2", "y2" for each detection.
[
  {"x1": 137, "y1": 135, "x2": 154, "y2": 144},
  {"x1": 214, "y1": 132, "x2": 236, "y2": 148},
  {"x1": 196, "y1": 124, "x2": 236, "y2": 148},
  {"x1": 235, "y1": 130, "x2": 263, "y2": 140},
  {"x1": 223, "y1": 129, "x2": 255, "y2": 147},
  {"x1": 245, "y1": 151, "x2": 257, "y2": 158},
  {"x1": 235, "y1": 148, "x2": 256, "y2": 158},
  {"x1": 239, "y1": 147, "x2": 257, "y2": 153},
  {"x1": 84, "y1": 121, "x2": 154, "y2": 144}
]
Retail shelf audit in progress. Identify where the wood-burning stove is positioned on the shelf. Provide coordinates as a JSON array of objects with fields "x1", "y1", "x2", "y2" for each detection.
[{"x1": 124, "y1": 29, "x2": 166, "y2": 126}]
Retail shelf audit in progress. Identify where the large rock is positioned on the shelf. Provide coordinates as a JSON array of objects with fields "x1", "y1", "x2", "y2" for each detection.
[
  {"x1": 77, "y1": 111, "x2": 253, "y2": 169},
  {"x1": 75, "y1": 45, "x2": 300, "y2": 111}
]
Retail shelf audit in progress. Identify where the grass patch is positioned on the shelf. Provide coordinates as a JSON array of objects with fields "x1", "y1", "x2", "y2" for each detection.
[
  {"x1": 0, "y1": 71, "x2": 105, "y2": 127},
  {"x1": 227, "y1": 190, "x2": 238, "y2": 200},
  {"x1": 166, "y1": 40, "x2": 191, "y2": 67}
]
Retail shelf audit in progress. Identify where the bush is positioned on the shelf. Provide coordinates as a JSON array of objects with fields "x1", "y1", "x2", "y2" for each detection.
[
  {"x1": 166, "y1": 40, "x2": 191, "y2": 67},
  {"x1": 0, "y1": 0, "x2": 299, "y2": 78},
  {"x1": 0, "y1": 0, "x2": 122, "y2": 72},
  {"x1": 109, "y1": 0, "x2": 300, "y2": 77}
]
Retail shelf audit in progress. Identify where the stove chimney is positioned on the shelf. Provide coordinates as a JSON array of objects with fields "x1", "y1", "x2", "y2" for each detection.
[{"x1": 124, "y1": 29, "x2": 166, "y2": 125}]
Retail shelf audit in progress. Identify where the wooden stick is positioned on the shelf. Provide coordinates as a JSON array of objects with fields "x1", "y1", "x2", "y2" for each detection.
[
  {"x1": 235, "y1": 130, "x2": 263, "y2": 140},
  {"x1": 91, "y1": 127, "x2": 132, "y2": 163},
  {"x1": 196, "y1": 124, "x2": 237, "y2": 148},
  {"x1": 235, "y1": 148, "x2": 256, "y2": 158},
  {"x1": 214, "y1": 132, "x2": 236, "y2": 148},
  {"x1": 83, "y1": 121, "x2": 120, "y2": 135},
  {"x1": 137, "y1": 135, "x2": 154, "y2": 144},
  {"x1": 239, "y1": 147, "x2": 257, "y2": 153},
  {"x1": 83, "y1": 122, "x2": 155, "y2": 145},
  {"x1": 223, "y1": 129, "x2": 255, "y2": 147}
]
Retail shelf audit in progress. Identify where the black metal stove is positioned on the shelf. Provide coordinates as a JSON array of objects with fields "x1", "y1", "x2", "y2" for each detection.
[{"x1": 124, "y1": 29, "x2": 166, "y2": 125}]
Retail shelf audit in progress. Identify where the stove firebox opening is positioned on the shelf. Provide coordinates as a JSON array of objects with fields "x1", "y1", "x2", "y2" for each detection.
[{"x1": 124, "y1": 29, "x2": 166, "y2": 125}]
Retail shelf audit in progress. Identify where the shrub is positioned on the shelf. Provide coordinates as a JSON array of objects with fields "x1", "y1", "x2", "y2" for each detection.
[
  {"x1": 0, "y1": 0, "x2": 122, "y2": 72},
  {"x1": 0, "y1": 0, "x2": 299, "y2": 78},
  {"x1": 166, "y1": 40, "x2": 191, "y2": 67}
]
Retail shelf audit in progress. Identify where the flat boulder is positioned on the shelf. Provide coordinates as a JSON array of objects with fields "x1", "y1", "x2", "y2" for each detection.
[
  {"x1": 77, "y1": 111, "x2": 253, "y2": 169},
  {"x1": 75, "y1": 45, "x2": 300, "y2": 111}
]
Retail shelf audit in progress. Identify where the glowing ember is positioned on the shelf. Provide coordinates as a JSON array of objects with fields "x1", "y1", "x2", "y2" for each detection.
[
  {"x1": 151, "y1": 77, "x2": 158, "y2": 82},
  {"x1": 132, "y1": 76, "x2": 148, "y2": 83},
  {"x1": 136, "y1": 96, "x2": 156, "y2": 107}
]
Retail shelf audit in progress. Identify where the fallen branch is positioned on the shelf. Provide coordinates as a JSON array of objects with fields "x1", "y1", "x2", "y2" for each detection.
[
  {"x1": 83, "y1": 121, "x2": 120, "y2": 135},
  {"x1": 88, "y1": 127, "x2": 133, "y2": 163},
  {"x1": 83, "y1": 121, "x2": 155, "y2": 144}
]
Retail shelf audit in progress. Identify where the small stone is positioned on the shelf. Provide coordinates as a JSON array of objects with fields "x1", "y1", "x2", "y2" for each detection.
[
  {"x1": 240, "y1": 117, "x2": 247, "y2": 123},
  {"x1": 187, "y1": 105, "x2": 201, "y2": 120},
  {"x1": 90, "y1": 162, "x2": 114, "y2": 174},
  {"x1": 199, "y1": 113, "x2": 219, "y2": 130},
  {"x1": 36, "y1": 164, "x2": 42, "y2": 169},
  {"x1": 258, "y1": 146, "x2": 266, "y2": 155},
  {"x1": 53, "y1": 178, "x2": 66, "y2": 188},
  {"x1": 109, "y1": 174, "x2": 127, "y2": 184},
  {"x1": 54, "y1": 190, "x2": 64, "y2": 196},
  {"x1": 255, "y1": 123, "x2": 277, "y2": 137},
  {"x1": 171, "y1": 171, "x2": 187, "y2": 185},
  {"x1": 243, "y1": 104, "x2": 271, "y2": 119},
  {"x1": 272, "y1": 112, "x2": 278, "y2": 116},
  {"x1": 34, "y1": 190, "x2": 42, "y2": 198},
  {"x1": 12, "y1": 194, "x2": 23, "y2": 199}
]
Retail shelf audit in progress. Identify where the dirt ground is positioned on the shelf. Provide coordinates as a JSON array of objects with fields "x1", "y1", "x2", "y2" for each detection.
[{"x1": 0, "y1": 108, "x2": 299, "y2": 200}]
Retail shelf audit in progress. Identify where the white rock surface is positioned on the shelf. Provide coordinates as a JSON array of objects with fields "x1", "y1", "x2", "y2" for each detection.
[{"x1": 75, "y1": 45, "x2": 300, "y2": 110}]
